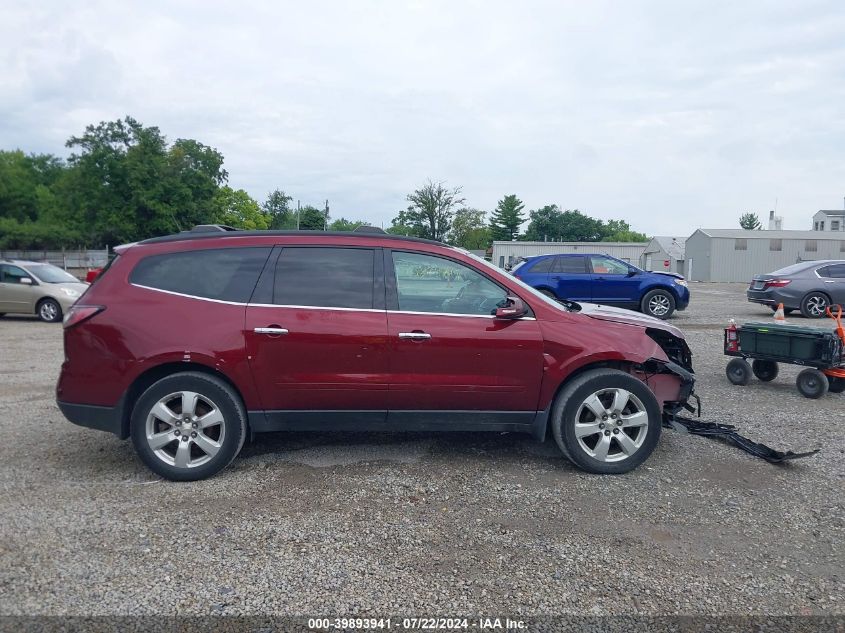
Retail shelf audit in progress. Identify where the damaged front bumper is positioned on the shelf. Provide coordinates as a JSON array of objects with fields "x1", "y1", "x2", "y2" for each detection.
[{"x1": 635, "y1": 358, "x2": 700, "y2": 417}]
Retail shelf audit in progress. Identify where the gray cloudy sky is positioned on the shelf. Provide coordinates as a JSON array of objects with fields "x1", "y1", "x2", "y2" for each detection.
[{"x1": 2, "y1": 0, "x2": 844, "y2": 235}]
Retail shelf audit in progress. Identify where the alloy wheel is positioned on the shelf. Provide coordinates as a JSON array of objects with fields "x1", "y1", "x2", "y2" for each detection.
[
  {"x1": 145, "y1": 391, "x2": 226, "y2": 468},
  {"x1": 648, "y1": 295, "x2": 671, "y2": 317},
  {"x1": 574, "y1": 388, "x2": 649, "y2": 462},
  {"x1": 40, "y1": 301, "x2": 58, "y2": 321},
  {"x1": 806, "y1": 295, "x2": 827, "y2": 317}
]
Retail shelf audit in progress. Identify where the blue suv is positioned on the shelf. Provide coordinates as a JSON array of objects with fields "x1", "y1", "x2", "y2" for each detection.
[{"x1": 512, "y1": 253, "x2": 690, "y2": 319}]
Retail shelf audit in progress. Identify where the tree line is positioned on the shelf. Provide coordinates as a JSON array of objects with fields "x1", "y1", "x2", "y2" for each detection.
[
  {"x1": 0, "y1": 115, "x2": 647, "y2": 250},
  {"x1": 387, "y1": 180, "x2": 647, "y2": 248}
]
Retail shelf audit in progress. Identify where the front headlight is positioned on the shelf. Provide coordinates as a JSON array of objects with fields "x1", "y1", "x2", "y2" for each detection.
[
  {"x1": 674, "y1": 279, "x2": 688, "y2": 288},
  {"x1": 60, "y1": 287, "x2": 80, "y2": 298}
]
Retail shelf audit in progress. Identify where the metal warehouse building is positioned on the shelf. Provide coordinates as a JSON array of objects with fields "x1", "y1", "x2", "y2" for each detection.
[
  {"x1": 686, "y1": 229, "x2": 845, "y2": 282},
  {"x1": 491, "y1": 241, "x2": 647, "y2": 269},
  {"x1": 641, "y1": 236, "x2": 686, "y2": 275}
]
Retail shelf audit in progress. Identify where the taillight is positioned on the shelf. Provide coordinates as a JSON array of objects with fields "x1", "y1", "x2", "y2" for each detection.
[
  {"x1": 763, "y1": 279, "x2": 791, "y2": 289},
  {"x1": 63, "y1": 305, "x2": 104, "y2": 329}
]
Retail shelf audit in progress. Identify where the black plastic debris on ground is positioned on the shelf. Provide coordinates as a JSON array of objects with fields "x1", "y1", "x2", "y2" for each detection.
[{"x1": 663, "y1": 415, "x2": 820, "y2": 464}]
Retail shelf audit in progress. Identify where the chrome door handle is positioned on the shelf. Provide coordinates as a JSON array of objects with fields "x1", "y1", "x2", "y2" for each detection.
[
  {"x1": 398, "y1": 332, "x2": 431, "y2": 340},
  {"x1": 254, "y1": 327, "x2": 289, "y2": 335},
  {"x1": 824, "y1": 280, "x2": 835, "y2": 283}
]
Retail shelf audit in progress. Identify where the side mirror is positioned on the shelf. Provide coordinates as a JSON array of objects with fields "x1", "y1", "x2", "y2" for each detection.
[
  {"x1": 495, "y1": 296, "x2": 527, "y2": 319},
  {"x1": 626, "y1": 268, "x2": 638, "y2": 277},
  {"x1": 20, "y1": 277, "x2": 33, "y2": 285}
]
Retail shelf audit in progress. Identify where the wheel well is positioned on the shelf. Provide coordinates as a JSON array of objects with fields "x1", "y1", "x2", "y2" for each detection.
[
  {"x1": 118, "y1": 362, "x2": 246, "y2": 439},
  {"x1": 539, "y1": 360, "x2": 634, "y2": 441},
  {"x1": 642, "y1": 285, "x2": 678, "y2": 300},
  {"x1": 803, "y1": 290, "x2": 831, "y2": 302}
]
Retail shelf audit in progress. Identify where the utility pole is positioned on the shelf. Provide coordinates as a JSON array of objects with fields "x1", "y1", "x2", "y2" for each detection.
[
  {"x1": 324, "y1": 199, "x2": 329, "y2": 231},
  {"x1": 296, "y1": 200, "x2": 301, "y2": 230}
]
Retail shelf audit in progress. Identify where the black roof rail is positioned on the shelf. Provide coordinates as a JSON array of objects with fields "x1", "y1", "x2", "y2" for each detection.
[{"x1": 138, "y1": 230, "x2": 445, "y2": 247}]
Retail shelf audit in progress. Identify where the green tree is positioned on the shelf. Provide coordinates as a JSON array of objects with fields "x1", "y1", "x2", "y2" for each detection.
[
  {"x1": 739, "y1": 212, "x2": 762, "y2": 230},
  {"x1": 401, "y1": 180, "x2": 465, "y2": 241},
  {"x1": 263, "y1": 189, "x2": 295, "y2": 229},
  {"x1": 329, "y1": 217, "x2": 365, "y2": 231},
  {"x1": 387, "y1": 207, "x2": 426, "y2": 237},
  {"x1": 59, "y1": 116, "x2": 229, "y2": 245},
  {"x1": 211, "y1": 187, "x2": 269, "y2": 229},
  {"x1": 448, "y1": 207, "x2": 491, "y2": 249},
  {"x1": 298, "y1": 205, "x2": 328, "y2": 230},
  {"x1": 523, "y1": 206, "x2": 605, "y2": 242},
  {"x1": 601, "y1": 219, "x2": 648, "y2": 242},
  {"x1": 489, "y1": 194, "x2": 525, "y2": 241}
]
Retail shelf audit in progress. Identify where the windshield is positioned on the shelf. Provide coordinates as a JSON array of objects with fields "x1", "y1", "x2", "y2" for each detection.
[
  {"x1": 461, "y1": 250, "x2": 576, "y2": 312},
  {"x1": 26, "y1": 264, "x2": 81, "y2": 284}
]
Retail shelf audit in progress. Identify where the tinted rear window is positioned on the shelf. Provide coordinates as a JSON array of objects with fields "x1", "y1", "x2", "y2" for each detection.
[
  {"x1": 528, "y1": 257, "x2": 555, "y2": 273},
  {"x1": 273, "y1": 247, "x2": 374, "y2": 309},
  {"x1": 130, "y1": 247, "x2": 272, "y2": 302},
  {"x1": 554, "y1": 256, "x2": 587, "y2": 273}
]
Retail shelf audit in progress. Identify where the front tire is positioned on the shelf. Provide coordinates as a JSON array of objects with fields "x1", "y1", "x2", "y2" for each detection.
[
  {"x1": 641, "y1": 289, "x2": 675, "y2": 319},
  {"x1": 130, "y1": 372, "x2": 247, "y2": 481},
  {"x1": 800, "y1": 292, "x2": 830, "y2": 319},
  {"x1": 37, "y1": 299, "x2": 62, "y2": 322},
  {"x1": 551, "y1": 369, "x2": 662, "y2": 474},
  {"x1": 726, "y1": 358, "x2": 751, "y2": 385}
]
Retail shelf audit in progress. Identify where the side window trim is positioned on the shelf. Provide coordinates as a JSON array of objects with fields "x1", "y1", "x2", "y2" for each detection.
[{"x1": 385, "y1": 248, "x2": 534, "y2": 318}]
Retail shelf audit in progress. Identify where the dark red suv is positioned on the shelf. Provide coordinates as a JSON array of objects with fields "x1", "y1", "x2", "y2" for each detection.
[{"x1": 57, "y1": 228, "x2": 696, "y2": 480}]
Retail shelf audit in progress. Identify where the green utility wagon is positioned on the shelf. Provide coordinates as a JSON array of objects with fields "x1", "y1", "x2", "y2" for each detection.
[{"x1": 723, "y1": 321, "x2": 845, "y2": 399}]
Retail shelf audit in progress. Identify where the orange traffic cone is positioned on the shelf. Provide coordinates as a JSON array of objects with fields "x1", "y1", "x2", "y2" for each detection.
[{"x1": 773, "y1": 303, "x2": 786, "y2": 323}]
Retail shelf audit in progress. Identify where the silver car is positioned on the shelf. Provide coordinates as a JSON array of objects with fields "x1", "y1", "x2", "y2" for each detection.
[
  {"x1": 0, "y1": 260, "x2": 89, "y2": 322},
  {"x1": 747, "y1": 260, "x2": 845, "y2": 318}
]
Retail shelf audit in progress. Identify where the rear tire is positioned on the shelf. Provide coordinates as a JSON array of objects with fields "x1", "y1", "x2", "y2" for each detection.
[
  {"x1": 37, "y1": 298, "x2": 62, "y2": 323},
  {"x1": 796, "y1": 368, "x2": 828, "y2": 399},
  {"x1": 551, "y1": 368, "x2": 662, "y2": 474},
  {"x1": 641, "y1": 289, "x2": 675, "y2": 319},
  {"x1": 800, "y1": 292, "x2": 830, "y2": 319},
  {"x1": 726, "y1": 358, "x2": 752, "y2": 385},
  {"x1": 130, "y1": 372, "x2": 247, "y2": 481},
  {"x1": 751, "y1": 359, "x2": 778, "y2": 382}
]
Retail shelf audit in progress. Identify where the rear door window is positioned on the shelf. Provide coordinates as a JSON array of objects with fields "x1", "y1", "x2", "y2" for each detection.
[
  {"x1": 823, "y1": 264, "x2": 845, "y2": 278},
  {"x1": 272, "y1": 247, "x2": 375, "y2": 309},
  {"x1": 130, "y1": 247, "x2": 272, "y2": 302},
  {"x1": 553, "y1": 256, "x2": 588, "y2": 273}
]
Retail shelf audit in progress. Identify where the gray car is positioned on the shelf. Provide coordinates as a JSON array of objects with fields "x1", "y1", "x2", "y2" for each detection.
[
  {"x1": 0, "y1": 260, "x2": 89, "y2": 322},
  {"x1": 747, "y1": 260, "x2": 845, "y2": 318}
]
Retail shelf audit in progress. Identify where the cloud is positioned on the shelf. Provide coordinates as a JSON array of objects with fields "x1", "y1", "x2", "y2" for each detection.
[{"x1": 1, "y1": 0, "x2": 844, "y2": 234}]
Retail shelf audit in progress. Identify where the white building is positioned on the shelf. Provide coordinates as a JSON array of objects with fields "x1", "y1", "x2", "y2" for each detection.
[
  {"x1": 491, "y1": 241, "x2": 647, "y2": 269},
  {"x1": 812, "y1": 198, "x2": 845, "y2": 231},
  {"x1": 640, "y1": 237, "x2": 686, "y2": 275}
]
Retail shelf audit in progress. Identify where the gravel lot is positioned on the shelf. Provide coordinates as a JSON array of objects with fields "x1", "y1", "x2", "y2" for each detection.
[{"x1": 0, "y1": 283, "x2": 842, "y2": 618}]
